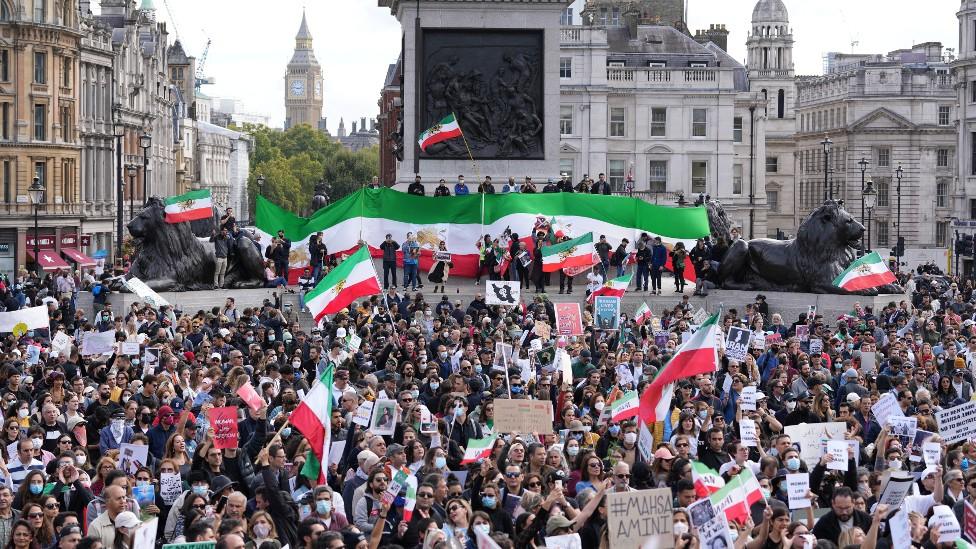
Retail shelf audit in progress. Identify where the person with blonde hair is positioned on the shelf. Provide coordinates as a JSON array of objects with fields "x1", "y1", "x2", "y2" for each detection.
[{"x1": 249, "y1": 511, "x2": 277, "y2": 546}]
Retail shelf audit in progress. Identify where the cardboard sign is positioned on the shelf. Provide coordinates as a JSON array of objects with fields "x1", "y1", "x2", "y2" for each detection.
[
  {"x1": 826, "y1": 440, "x2": 848, "y2": 471},
  {"x1": 236, "y1": 382, "x2": 264, "y2": 413},
  {"x1": 937, "y1": 401, "x2": 976, "y2": 444},
  {"x1": 872, "y1": 393, "x2": 905, "y2": 430},
  {"x1": 534, "y1": 320, "x2": 552, "y2": 341},
  {"x1": 209, "y1": 406, "x2": 239, "y2": 450},
  {"x1": 160, "y1": 472, "x2": 182, "y2": 506},
  {"x1": 352, "y1": 400, "x2": 374, "y2": 427},
  {"x1": 594, "y1": 296, "x2": 621, "y2": 330},
  {"x1": 786, "y1": 473, "x2": 810, "y2": 509},
  {"x1": 554, "y1": 303, "x2": 583, "y2": 336},
  {"x1": 740, "y1": 418, "x2": 757, "y2": 447},
  {"x1": 493, "y1": 400, "x2": 554, "y2": 435},
  {"x1": 369, "y1": 399, "x2": 398, "y2": 436},
  {"x1": 606, "y1": 488, "x2": 674, "y2": 549},
  {"x1": 692, "y1": 308, "x2": 709, "y2": 325},
  {"x1": 784, "y1": 422, "x2": 847, "y2": 468},
  {"x1": 741, "y1": 386, "x2": 757, "y2": 411},
  {"x1": 117, "y1": 443, "x2": 149, "y2": 475},
  {"x1": 485, "y1": 281, "x2": 520, "y2": 306},
  {"x1": 724, "y1": 327, "x2": 751, "y2": 362}
]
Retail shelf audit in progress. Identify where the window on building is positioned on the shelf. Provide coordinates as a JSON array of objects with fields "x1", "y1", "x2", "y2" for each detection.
[
  {"x1": 559, "y1": 158, "x2": 574, "y2": 182},
  {"x1": 647, "y1": 61, "x2": 666, "y2": 68},
  {"x1": 692, "y1": 108, "x2": 707, "y2": 137},
  {"x1": 971, "y1": 199, "x2": 976, "y2": 220},
  {"x1": 608, "y1": 160, "x2": 626, "y2": 192},
  {"x1": 877, "y1": 147, "x2": 890, "y2": 168},
  {"x1": 560, "y1": 7, "x2": 573, "y2": 25},
  {"x1": 33, "y1": 52, "x2": 45, "y2": 84},
  {"x1": 598, "y1": 7, "x2": 608, "y2": 25},
  {"x1": 939, "y1": 105, "x2": 951, "y2": 126},
  {"x1": 0, "y1": 160, "x2": 8, "y2": 203},
  {"x1": 59, "y1": 105, "x2": 69, "y2": 142},
  {"x1": 972, "y1": 133, "x2": 976, "y2": 176},
  {"x1": 777, "y1": 89, "x2": 785, "y2": 119},
  {"x1": 971, "y1": 82, "x2": 976, "y2": 103},
  {"x1": 648, "y1": 160, "x2": 667, "y2": 192},
  {"x1": 875, "y1": 177, "x2": 890, "y2": 207},
  {"x1": 33, "y1": 0, "x2": 45, "y2": 22},
  {"x1": 938, "y1": 148, "x2": 950, "y2": 168},
  {"x1": 733, "y1": 116, "x2": 742, "y2": 143},
  {"x1": 559, "y1": 58, "x2": 572, "y2": 79},
  {"x1": 937, "y1": 220, "x2": 949, "y2": 248},
  {"x1": 0, "y1": 50, "x2": 8, "y2": 82},
  {"x1": 34, "y1": 161, "x2": 45, "y2": 188},
  {"x1": 733, "y1": 164, "x2": 743, "y2": 194},
  {"x1": 559, "y1": 105, "x2": 573, "y2": 136},
  {"x1": 937, "y1": 179, "x2": 949, "y2": 208},
  {"x1": 609, "y1": 7, "x2": 620, "y2": 25},
  {"x1": 650, "y1": 108, "x2": 666, "y2": 137},
  {"x1": 689, "y1": 62, "x2": 707, "y2": 68},
  {"x1": 691, "y1": 161, "x2": 707, "y2": 193},
  {"x1": 0, "y1": 2, "x2": 8, "y2": 20},
  {"x1": 1, "y1": 103, "x2": 10, "y2": 140},
  {"x1": 33, "y1": 104, "x2": 45, "y2": 141},
  {"x1": 61, "y1": 58, "x2": 71, "y2": 89},
  {"x1": 876, "y1": 221, "x2": 889, "y2": 247},
  {"x1": 767, "y1": 189, "x2": 779, "y2": 212},
  {"x1": 766, "y1": 156, "x2": 778, "y2": 173},
  {"x1": 609, "y1": 107, "x2": 625, "y2": 137}
]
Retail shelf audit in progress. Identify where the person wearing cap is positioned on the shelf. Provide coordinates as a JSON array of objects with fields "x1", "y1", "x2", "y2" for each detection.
[
  {"x1": 783, "y1": 391, "x2": 820, "y2": 426},
  {"x1": 836, "y1": 368, "x2": 867, "y2": 408},
  {"x1": 342, "y1": 450, "x2": 380, "y2": 521},
  {"x1": 56, "y1": 523, "x2": 82, "y2": 548},
  {"x1": 98, "y1": 409, "x2": 133, "y2": 454},
  {"x1": 146, "y1": 405, "x2": 178, "y2": 460}
]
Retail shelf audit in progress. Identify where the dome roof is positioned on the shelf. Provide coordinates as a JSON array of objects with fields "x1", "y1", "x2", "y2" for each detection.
[{"x1": 752, "y1": 0, "x2": 789, "y2": 23}]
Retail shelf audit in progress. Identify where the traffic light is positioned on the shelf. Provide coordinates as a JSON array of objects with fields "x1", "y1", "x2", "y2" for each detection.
[
  {"x1": 960, "y1": 234, "x2": 976, "y2": 256},
  {"x1": 895, "y1": 237, "x2": 905, "y2": 257}
]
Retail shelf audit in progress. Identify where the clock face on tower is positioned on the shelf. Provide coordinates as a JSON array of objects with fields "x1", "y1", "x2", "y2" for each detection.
[
  {"x1": 314, "y1": 80, "x2": 321, "y2": 99},
  {"x1": 290, "y1": 79, "x2": 305, "y2": 97}
]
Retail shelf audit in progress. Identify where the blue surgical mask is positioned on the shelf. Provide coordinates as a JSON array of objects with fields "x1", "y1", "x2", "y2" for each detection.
[
  {"x1": 137, "y1": 480, "x2": 150, "y2": 488},
  {"x1": 281, "y1": 427, "x2": 292, "y2": 438},
  {"x1": 434, "y1": 456, "x2": 447, "y2": 469},
  {"x1": 511, "y1": 386, "x2": 522, "y2": 394},
  {"x1": 698, "y1": 410, "x2": 708, "y2": 420},
  {"x1": 608, "y1": 425, "x2": 621, "y2": 436},
  {"x1": 246, "y1": 337, "x2": 254, "y2": 344},
  {"x1": 28, "y1": 484, "x2": 42, "y2": 495},
  {"x1": 761, "y1": 488, "x2": 771, "y2": 499},
  {"x1": 268, "y1": 334, "x2": 275, "y2": 342},
  {"x1": 316, "y1": 500, "x2": 332, "y2": 515},
  {"x1": 475, "y1": 365, "x2": 482, "y2": 374},
  {"x1": 430, "y1": 382, "x2": 440, "y2": 391},
  {"x1": 454, "y1": 406, "x2": 464, "y2": 417},
  {"x1": 411, "y1": 390, "x2": 420, "y2": 399},
  {"x1": 474, "y1": 523, "x2": 491, "y2": 536},
  {"x1": 132, "y1": 358, "x2": 140, "y2": 365},
  {"x1": 192, "y1": 485, "x2": 207, "y2": 496},
  {"x1": 786, "y1": 457, "x2": 800, "y2": 471},
  {"x1": 481, "y1": 495, "x2": 496, "y2": 509}
]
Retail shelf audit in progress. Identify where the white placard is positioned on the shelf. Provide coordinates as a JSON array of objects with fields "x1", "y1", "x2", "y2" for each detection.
[
  {"x1": 889, "y1": 510, "x2": 912, "y2": 549},
  {"x1": 878, "y1": 472, "x2": 915, "y2": 508},
  {"x1": 133, "y1": 517, "x2": 158, "y2": 549},
  {"x1": 81, "y1": 330, "x2": 115, "y2": 356},
  {"x1": 861, "y1": 351, "x2": 877, "y2": 374},
  {"x1": 932, "y1": 504, "x2": 961, "y2": 543},
  {"x1": 328, "y1": 440, "x2": 346, "y2": 466},
  {"x1": 741, "y1": 386, "x2": 757, "y2": 411},
  {"x1": 51, "y1": 331, "x2": 72, "y2": 354},
  {"x1": 826, "y1": 440, "x2": 848, "y2": 471},
  {"x1": 936, "y1": 401, "x2": 976, "y2": 444},
  {"x1": 751, "y1": 333, "x2": 766, "y2": 349},
  {"x1": 352, "y1": 400, "x2": 374, "y2": 427},
  {"x1": 123, "y1": 276, "x2": 171, "y2": 308},
  {"x1": 871, "y1": 393, "x2": 904, "y2": 429},
  {"x1": 544, "y1": 534, "x2": 582, "y2": 549},
  {"x1": 784, "y1": 422, "x2": 847, "y2": 468},
  {"x1": 786, "y1": 473, "x2": 810, "y2": 509},
  {"x1": 722, "y1": 374, "x2": 733, "y2": 396},
  {"x1": 484, "y1": 280, "x2": 521, "y2": 306},
  {"x1": 692, "y1": 308, "x2": 708, "y2": 325},
  {"x1": 121, "y1": 341, "x2": 140, "y2": 356},
  {"x1": 159, "y1": 473, "x2": 182, "y2": 506},
  {"x1": 739, "y1": 418, "x2": 757, "y2": 447},
  {"x1": 923, "y1": 442, "x2": 941, "y2": 467}
]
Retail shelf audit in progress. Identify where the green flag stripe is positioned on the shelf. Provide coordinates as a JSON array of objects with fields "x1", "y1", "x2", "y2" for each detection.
[
  {"x1": 542, "y1": 233, "x2": 593, "y2": 256},
  {"x1": 164, "y1": 189, "x2": 210, "y2": 205},
  {"x1": 305, "y1": 246, "x2": 371, "y2": 302}
]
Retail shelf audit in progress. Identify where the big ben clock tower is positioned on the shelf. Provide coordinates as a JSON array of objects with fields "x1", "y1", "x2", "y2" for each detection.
[{"x1": 284, "y1": 11, "x2": 324, "y2": 130}]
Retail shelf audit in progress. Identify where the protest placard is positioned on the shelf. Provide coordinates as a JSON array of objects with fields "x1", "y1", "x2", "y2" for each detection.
[
  {"x1": 383, "y1": 469, "x2": 409, "y2": 505},
  {"x1": 697, "y1": 513, "x2": 733, "y2": 549},
  {"x1": 328, "y1": 440, "x2": 346, "y2": 466},
  {"x1": 346, "y1": 333, "x2": 362, "y2": 351},
  {"x1": 860, "y1": 351, "x2": 877, "y2": 374},
  {"x1": 554, "y1": 303, "x2": 583, "y2": 336},
  {"x1": 51, "y1": 331, "x2": 72, "y2": 355},
  {"x1": 687, "y1": 498, "x2": 716, "y2": 529},
  {"x1": 751, "y1": 332, "x2": 766, "y2": 349},
  {"x1": 134, "y1": 518, "x2": 158, "y2": 549},
  {"x1": 594, "y1": 296, "x2": 621, "y2": 330},
  {"x1": 923, "y1": 442, "x2": 942, "y2": 467},
  {"x1": 494, "y1": 400, "x2": 554, "y2": 434},
  {"x1": 654, "y1": 331, "x2": 668, "y2": 347},
  {"x1": 796, "y1": 325, "x2": 809, "y2": 342},
  {"x1": 784, "y1": 422, "x2": 847, "y2": 467},
  {"x1": 534, "y1": 320, "x2": 552, "y2": 341},
  {"x1": 692, "y1": 308, "x2": 709, "y2": 325},
  {"x1": 650, "y1": 317, "x2": 662, "y2": 331},
  {"x1": 937, "y1": 401, "x2": 976, "y2": 444},
  {"x1": 826, "y1": 440, "x2": 848, "y2": 471},
  {"x1": 133, "y1": 483, "x2": 155, "y2": 506},
  {"x1": 740, "y1": 418, "x2": 757, "y2": 447},
  {"x1": 117, "y1": 443, "x2": 149, "y2": 475},
  {"x1": 637, "y1": 420, "x2": 653, "y2": 463},
  {"x1": 235, "y1": 382, "x2": 264, "y2": 413},
  {"x1": 741, "y1": 386, "x2": 757, "y2": 411},
  {"x1": 81, "y1": 330, "x2": 115, "y2": 356},
  {"x1": 544, "y1": 534, "x2": 582, "y2": 549},
  {"x1": 889, "y1": 511, "x2": 912, "y2": 549},
  {"x1": 725, "y1": 327, "x2": 751, "y2": 362},
  {"x1": 809, "y1": 338, "x2": 823, "y2": 356},
  {"x1": 352, "y1": 400, "x2": 374, "y2": 427},
  {"x1": 787, "y1": 473, "x2": 810, "y2": 509},
  {"x1": 965, "y1": 501, "x2": 976, "y2": 544},
  {"x1": 144, "y1": 347, "x2": 160, "y2": 373},
  {"x1": 485, "y1": 280, "x2": 520, "y2": 306},
  {"x1": 606, "y1": 488, "x2": 674, "y2": 549},
  {"x1": 493, "y1": 342, "x2": 514, "y2": 369},
  {"x1": 160, "y1": 472, "x2": 182, "y2": 506},
  {"x1": 121, "y1": 341, "x2": 140, "y2": 356},
  {"x1": 878, "y1": 471, "x2": 915, "y2": 508},
  {"x1": 162, "y1": 543, "x2": 216, "y2": 549},
  {"x1": 888, "y1": 416, "x2": 918, "y2": 447},
  {"x1": 25, "y1": 345, "x2": 39, "y2": 365},
  {"x1": 370, "y1": 399, "x2": 397, "y2": 436},
  {"x1": 932, "y1": 504, "x2": 961, "y2": 543},
  {"x1": 872, "y1": 393, "x2": 905, "y2": 430},
  {"x1": 209, "y1": 406, "x2": 239, "y2": 450}
]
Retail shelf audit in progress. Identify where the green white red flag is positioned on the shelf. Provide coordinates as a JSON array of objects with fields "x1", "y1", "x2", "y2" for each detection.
[
  {"x1": 709, "y1": 469, "x2": 763, "y2": 523},
  {"x1": 639, "y1": 311, "x2": 721, "y2": 425},
  {"x1": 832, "y1": 251, "x2": 896, "y2": 291},
  {"x1": 402, "y1": 475, "x2": 418, "y2": 522},
  {"x1": 692, "y1": 461, "x2": 725, "y2": 497},
  {"x1": 292, "y1": 366, "x2": 333, "y2": 484},
  {"x1": 541, "y1": 233, "x2": 596, "y2": 272},
  {"x1": 610, "y1": 390, "x2": 639, "y2": 422},
  {"x1": 418, "y1": 114, "x2": 463, "y2": 151},
  {"x1": 304, "y1": 246, "x2": 381, "y2": 322},
  {"x1": 461, "y1": 435, "x2": 497, "y2": 464},
  {"x1": 634, "y1": 302, "x2": 652, "y2": 325},
  {"x1": 587, "y1": 272, "x2": 633, "y2": 303},
  {"x1": 163, "y1": 189, "x2": 212, "y2": 223}
]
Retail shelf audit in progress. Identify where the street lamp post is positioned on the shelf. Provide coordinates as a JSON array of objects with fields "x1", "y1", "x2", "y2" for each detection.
[
  {"x1": 140, "y1": 131, "x2": 151, "y2": 204},
  {"x1": 895, "y1": 164, "x2": 904, "y2": 269},
  {"x1": 863, "y1": 179, "x2": 877, "y2": 253},
  {"x1": 858, "y1": 156, "x2": 870, "y2": 253},
  {"x1": 27, "y1": 177, "x2": 44, "y2": 274},
  {"x1": 127, "y1": 165, "x2": 137, "y2": 221},
  {"x1": 821, "y1": 135, "x2": 832, "y2": 201},
  {"x1": 113, "y1": 122, "x2": 125, "y2": 266}
]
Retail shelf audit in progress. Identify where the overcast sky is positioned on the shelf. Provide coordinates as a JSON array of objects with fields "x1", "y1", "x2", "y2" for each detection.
[{"x1": 141, "y1": 0, "x2": 959, "y2": 131}]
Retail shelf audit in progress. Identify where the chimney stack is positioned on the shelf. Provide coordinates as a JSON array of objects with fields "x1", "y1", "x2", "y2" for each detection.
[{"x1": 360, "y1": 117, "x2": 367, "y2": 133}]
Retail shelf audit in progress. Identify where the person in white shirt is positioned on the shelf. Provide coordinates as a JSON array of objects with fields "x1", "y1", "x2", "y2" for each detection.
[{"x1": 586, "y1": 271, "x2": 604, "y2": 300}]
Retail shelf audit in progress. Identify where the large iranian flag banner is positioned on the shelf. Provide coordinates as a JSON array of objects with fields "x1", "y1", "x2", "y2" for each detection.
[{"x1": 255, "y1": 188, "x2": 710, "y2": 281}]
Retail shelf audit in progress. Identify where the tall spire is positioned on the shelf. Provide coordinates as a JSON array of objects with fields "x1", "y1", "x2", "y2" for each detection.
[{"x1": 296, "y1": 10, "x2": 312, "y2": 42}]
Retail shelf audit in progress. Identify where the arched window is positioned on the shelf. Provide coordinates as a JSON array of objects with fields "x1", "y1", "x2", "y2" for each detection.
[
  {"x1": 777, "y1": 89, "x2": 785, "y2": 119},
  {"x1": 0, "y1": 1, "x2": 9, "y2": 20}
]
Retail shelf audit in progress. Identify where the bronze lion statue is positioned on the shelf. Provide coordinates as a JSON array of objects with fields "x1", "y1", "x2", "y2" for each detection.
[
  {"x1": 126, "y1": 197, "x2": 266, "y2": 292},
  {"x1": 715, "y1": 200, "x2": 903, "y2": 295}
]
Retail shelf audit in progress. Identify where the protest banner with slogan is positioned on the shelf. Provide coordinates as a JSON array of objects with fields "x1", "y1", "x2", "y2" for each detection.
[
  {"x1": 923, "y1": 442, "x2": 942, "y2": 467},
  {"x1": 878, "y1": 471, "x2": 915, "y2": 509},
  {"x1": 724, "y1": 327, "x2": 751, "y2": 362},
  {"x1": 160, "y1": 473, "x2": 182, "y2": 506},
  {"x1": 236, "y1": 382, "x2": 264, "y2": 413},
  {"x1": 124, "y1": 276, "x2": 171, "y2": 308},
  {"x1": 594, "y1": 296, "x2": 621, "y2": 330},
  {"x1": 932, "y1": 504, "x2": 961, "y2": 543},
  {"x1": 937, "y1": 401, "x2": 976, "y2": 444},
  {"x1": 741, "y1": 386, "x2": 757, "y2": 411},
  {"x1": 872, "y1": 393, "x2": 905, "y2": 430},
  {"x1": 353, "y1": 400, "x2": 374, "y2": 427},
  {"x1": 485, "y1": 280, "x2": 520, "y2": 306},
  {"x1": 554, "y1": 303, "x2": 583, "y2": 336},
  {"x1": 751, "y1": 332, "x2": 766, "y2": 350},
  {"x1": 163, "y1": 543, "x2": 216, "y2": 549},
  {"x1": 786, "y1": 473, "x2": 810, "y2": 509},
  {"x1": 494, "y1": 400, "x2": 554, "y2": 435},
  {"x1": 117, "y1": 443, "x2": 149, "y2": 475},
  {"x1": 740, "y1": 418, "x2": 757, "y2": 447},
  {"x1": 606, "y1": 488, "x2": 674, "y2": 549},
  {"x1": 209, "y1": 406, "x2": 239, "y2": 450},
  {"x1": 784, "y1": 422, "x2": 847, "y2": 468},
  {"x1": 826, "y1": 440, "x2": 848, "y2": 471},
  {"x1": 121, "y1": 341, "x2": 140, "y2": 356},
  {"x1": 81, "y1": 330, "x2": 115, "y2": 356}
]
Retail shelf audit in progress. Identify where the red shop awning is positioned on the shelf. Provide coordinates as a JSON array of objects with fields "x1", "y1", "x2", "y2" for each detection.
[
  {"x1": 27, "y1": 250, "x2": 71, "y2": 271},
  {"x1": 61, "y1": 248, "x2": 96, "y2": 267}
]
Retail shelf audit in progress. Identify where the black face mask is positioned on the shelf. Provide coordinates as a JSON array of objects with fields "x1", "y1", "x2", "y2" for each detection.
[{"x1": 141, "y1": 413, "x2": 152, "y2": 424}]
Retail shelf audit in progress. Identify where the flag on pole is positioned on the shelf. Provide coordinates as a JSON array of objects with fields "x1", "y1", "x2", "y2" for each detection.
[
  {"x1": 634, "y1": 302, "x2": 652, "y2": 325},
  {"x1": 692, "y1": 461, "x2": 725, "y2": 497},
  {"x1": 587, "y1": 273, "x2": 633, "y2": 302},
  {"x1": 291, "y1": 367, "x2": 334, "y2": 483},
  {"x1": 832, "y1": 251, "x2": 897, "y2": 291},
  {"x1": 163, "y1": 189, "x2": 213, "y2": 223},
  {"x1": 461, "y1": 435, "x2": 497, "y2": 464},
  {"x1": 639, "y1": 311, "x2": 721, "y2": 425},
  {"x1": 304, "y1": 247, "x2": 381, "y2": 323},
  {"x1": 541, "y1": 233, "x2": 596, "y2": 272},
  {"x1": 418, "y1": 114, "x2": 463, "y2": 152},
  {"x1": 0, "y1": 305, "x2": 50, "y2": 335},
  {"x1": 610, "y1": 390, "x2": 639, "y2": 422}
]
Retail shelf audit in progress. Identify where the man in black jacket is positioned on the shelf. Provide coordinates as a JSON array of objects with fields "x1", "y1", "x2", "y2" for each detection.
[
  {"x1": 698, "y1": 427, "x2": 731, "y2": 472},
  {"x1": 590, "y1": 173, "x2": 611, "y2": 195},
  {"x1": 271, "y1": 230, "x2": 291, "y2": 280},
  {"x1": 407, "y1": 175, "x2": 425, "y2": 196},
  {"x1": 812, "y1": 487, "x2": 872, "y2": 542}
]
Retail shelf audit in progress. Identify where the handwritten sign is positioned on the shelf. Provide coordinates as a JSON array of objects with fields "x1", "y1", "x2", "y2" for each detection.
[
  {"x1": 784, "y1": 422, "x2": 847, "y2": 468},
  {"x1": 872, "y1": 393, "x2": 904, "y2": 430},
  {"x1": 160, "y1": 472, "x2": 182, "y2": 506},
  {"x1": 692, "y1": 308, "x2": 709, "y2": 325},
  {"x1": 352, "y1": 400, "x2": 374, "y2": 427},
  {"x1": 209, "y1": 406, "x2": 239, "y2": 450},
  {"x1": 786, "y1": 473, "x2": 810, "y2": 509},
  {"x1": 606, "y1": 488, "x2": 674, "y2": 549},
  {"x1": 493, "y1": 400, "x2": 554, "y2": 435},
  {"x1": 121, "y1": 341, "x2": 140, "y2": 356},
  {"x1": 826, "y1": 440, "x2": 848, "y2": 471},
  {"x1": 937, "y1": 401, "x2": 976, "y2": 444},
  {"x1": 554, "y1": 303, "x2": 583, "y2": 336}
]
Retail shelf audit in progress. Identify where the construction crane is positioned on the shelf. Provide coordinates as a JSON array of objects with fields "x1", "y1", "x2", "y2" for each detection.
[{"x1": 194, "y1": 36, "x2": 216, "y2": 92}]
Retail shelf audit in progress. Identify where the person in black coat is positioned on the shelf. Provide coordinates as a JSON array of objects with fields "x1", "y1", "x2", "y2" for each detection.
[
  {"x1": 408, "y1": 175, "x2": 425, "y2": 196},
  {"x1": 590, "y1": 174, "x2": 611, "y2": 195},
  {"x1": 811, "y1": 486, "x2": 872, "y2": 542}
]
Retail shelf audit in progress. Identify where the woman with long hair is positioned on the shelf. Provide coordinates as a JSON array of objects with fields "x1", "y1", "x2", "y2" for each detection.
[
  {"x1": 669, "y1": 412, "x2": 700, "y2": 458},
  {"x1": 22, "y1": 502, "x2": 52, "y2": 548},
  {"x1": 90, "y1": 457, "x2": 116, "y2": 497},
  {"x1": 570, "y1": 451, "x2": 604, "y2": 496},
  {"x1": 4, "y1": 520, "x2": 37, "y2": 549},
  {"x1": 442, "y1": 498, "x2": 472, "y2": 547},
  {"x1": 163, "y1": 434, "x2": 191, "y2": 476},
  {"x1": 14, "y1": 471, "x2": 47, "y2": 509},
  {"x1": 249, "y1": 511, "x2": 278, "y2": 546},
  {"x1": 936, "y1": 376, "x2": 957, "y2": 407}
]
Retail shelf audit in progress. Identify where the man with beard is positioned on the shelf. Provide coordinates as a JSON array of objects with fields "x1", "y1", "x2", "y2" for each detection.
[
  {"x1": 812, "y1": 487, "x2": 872, "y2": 541},
  {"x1": 783, "y1": 391, "x2": 820, "y2": 426}
]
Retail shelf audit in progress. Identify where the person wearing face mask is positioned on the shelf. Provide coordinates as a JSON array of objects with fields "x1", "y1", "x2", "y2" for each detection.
[
  {"x1": 472, "y1": 483, "x2": 514, "y2": 540},
  {"x1": 146, "y1": 405, "x2": 178, "y2": 460},
  {"x1": 782, "y1": 391, "x2": 820, "y2": 427},
  {"x1": 98, "y1": 410, "x2": 133, "y2": 454},
  {"x1": 309, "y1": 486, "x2": 348, "y2": 532},
  {"x1": 446, "y1": 399, "x2": 483, "y2": 451}
]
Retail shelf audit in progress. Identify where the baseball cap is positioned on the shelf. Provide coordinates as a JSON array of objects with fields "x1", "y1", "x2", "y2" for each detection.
[
  {"x1": 847, "y1": 393, "x2": 862, "y2": 403},
  {"x1": 114, "y1": 511, "x2": 141, "y2": 529}
]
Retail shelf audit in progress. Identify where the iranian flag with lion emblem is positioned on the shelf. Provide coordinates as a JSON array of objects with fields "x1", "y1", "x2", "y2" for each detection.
[
  {"x1": 304, "y1": 246, "x2": 381, "y2": 322},
  {"x1": 163, "y1": 189, "x2": 213, "y2": 223}
]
